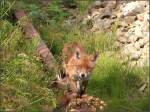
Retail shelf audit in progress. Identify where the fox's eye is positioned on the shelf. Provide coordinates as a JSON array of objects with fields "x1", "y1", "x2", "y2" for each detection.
[{"x1": 76, "y1": 51, "x2": 80, "y2": 59}]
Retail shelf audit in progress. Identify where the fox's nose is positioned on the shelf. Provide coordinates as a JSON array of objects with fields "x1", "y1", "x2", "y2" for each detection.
[{"x1": 81, "y1": 73, "x2": 85, "y2": 78}]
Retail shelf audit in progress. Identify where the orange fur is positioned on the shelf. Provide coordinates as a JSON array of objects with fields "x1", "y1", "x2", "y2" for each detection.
[{"x1": 62, "y1": 42, "x2": 99, "y2": 94}]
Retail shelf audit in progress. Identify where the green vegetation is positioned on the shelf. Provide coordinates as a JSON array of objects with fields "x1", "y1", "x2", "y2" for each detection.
[
  {"x1": 0, "y1": 20, "x2": 56, "y2": 111},
  {"x1": 0, "y1": 0, "x2": 149, "y2": 112},
  {"x1": 88, "y1": 54, "x2": 149, "y2": 112}
]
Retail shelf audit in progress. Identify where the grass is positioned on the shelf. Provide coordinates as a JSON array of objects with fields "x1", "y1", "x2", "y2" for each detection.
[
  {"x1": 0, "y1": 20, "x2": 56, "y2": 111},
  {"x1": 0, "y1": 0, "x2": 149, "y2": 112},
  {"x1": 87, "y1": 53, "x2": 149, "y2": 112}
]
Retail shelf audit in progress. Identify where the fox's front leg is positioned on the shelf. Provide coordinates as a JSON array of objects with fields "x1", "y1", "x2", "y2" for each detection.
[
  {"x1": 81, "y1": 81, "x2": 88, "y2": 95},
  {"x1": 77, "y1": 81, "x2": 88, "y2": 97}
]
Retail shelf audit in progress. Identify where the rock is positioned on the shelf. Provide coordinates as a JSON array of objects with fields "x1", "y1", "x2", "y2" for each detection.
[
  {"x1": 124, "y1": 16, "x2": 137, "y2": 24},
  {"x1": 115, "y1": 41, "x2": 123, "y2": 48},
  {"x1": 144, "y1": 13, "x2": 149, "y2": 21},
  {"x1": 121, "y1": 21, "x2": 129, "y2": 27},
  {"x1": 143, "y1": 21, "x2": 149, "y2": 32},
  {"x1": 107, "y1": 1, "x2": 117, "y2": 9},
  {"x1": 117, "y1": 37, "x2": 127, "y2": 44},
  {"x1": 91, "y1": 10, "x2": 101, "y2": 18},
  {"x1": 127, "y1": 35, "x2": 139, "y2": 43},
  {"x1": 119, "y1": 27, "x2": 129, "y2": 32},
  {"x1": 122, "y1": 44, "x2": 137, "y2": 55},
  {"x1": 134, "y1": 26, "x2": 143, "y2": 38},
  {"x1": 138, "y1": 39, "x2": 146, "y2": 48},
  {"x1": 100, "y1": 11, "x2": 112, "y2": 19},
  {"x1": 94, "y1": 18, "x2": 114, "y2": 30},
  {"x1": 131, "y1": 51, "x2": 141, "y2": 61},
  {"x1": 92, "y1": 1, "x2": 107, "y2": 9},
  {"x1": 143, "y1": 36, "x2": 149, "y2": 44},
  {"x1": 142, "y1": 46, "x2": 149, "y2": 54},
  {"x1": 134, "y1": 42, "x2": 140, "y2": 50},
  {"x1": 122, "y1": 1, "x2": 145, "y2": 16},
  {"x1": 137, "y1": 13, "x2": 144, "y2": 21},
  {"x1": 117, "y1": 30, "x2": 124, "y2": 37},
  {"x1": 111, "y1": 14, "x2": 117, "y2": 19},
  {"x1": 83, "y1": 0, "x2": 149, "y2": 67}
]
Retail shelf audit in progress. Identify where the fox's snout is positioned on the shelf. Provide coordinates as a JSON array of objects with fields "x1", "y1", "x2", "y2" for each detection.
[
  {"x1": 78, "y1": 72, "x2": 90, "y2": 81},
  {"x1": 80, "y1": 73, "x2": 86, "y2": 78}
]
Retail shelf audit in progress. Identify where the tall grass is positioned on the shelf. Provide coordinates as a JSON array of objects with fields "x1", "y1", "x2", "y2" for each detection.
[
  {"x1": 87, "y1": 53, "x2": 149, "y2": 112},
  {"x1": 0, "y1": 20, "x2": 56, "y2": 111},
  {"x1": 0, "y1": 0, "x2": 15, "y2": 19}
]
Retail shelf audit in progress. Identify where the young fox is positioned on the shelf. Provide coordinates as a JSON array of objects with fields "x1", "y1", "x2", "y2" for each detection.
[
  {"x1": 61, "y1": 42, "x2": 99, "y2": 96},
  {"x1": 52, "y1": 42, "x2": 99, "y2": 110}
]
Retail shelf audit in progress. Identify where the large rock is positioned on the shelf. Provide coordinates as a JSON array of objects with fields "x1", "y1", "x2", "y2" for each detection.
[
  {"x1": 122, "y1": 1, "x2": 145, "y2": 16},
  {"x1": 84, "y1": 0, "x2": 149, "y2": 66}
]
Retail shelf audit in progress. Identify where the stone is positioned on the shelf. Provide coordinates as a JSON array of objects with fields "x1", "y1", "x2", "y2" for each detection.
[
  {"x1": 144, "y1": 13, "x2": 149, "y2": 21},
  {"x1": 127, "y1": 35, "x2": 139, "y2": 43},
  {"x1": 115, "y1": 41, "x2": 123, "y2": 48},
  {"x1": 122, "y1": 1, "x2": 145, "y2": 16},
  {"x1": 124, "y1": 16, "x2": 137, "y2": 24},
  {"x1": 121, "y1": 21, "x2": 129, "y2": 27},
  {"x1": 120, "y1": 27, "x2": 128, "y2": 32},
  {"x1": 92, "y1": 1, "x2": 107, "y2": 9},
  {"x1": 93, "y1": 1, "x2": 102, "y2": 6},
  {"x1": 134, "y1": 42, "x2": 140, "y2": 50},
  {"x1": 107, "y1": 1, "x2": 117, "y2": 9},
  {"x1": 117, "y1": 30, "x2": 123, "y2": 36},
  {"x1": 142, "y1": 46, "x2": 149, "y2": 54},
  {"x1": 143, "y1": 21, "x2": 149, "y2": 32},
  {"x1": 84, "y1": 0, "x2": 149, "y2": 67},
  {"x1": 91, "y1": 10, "x2": 101, "y2": 18},
  {"x1": 94, "y1": 18, "x2": 113, "y2": 30},
  {"x1": 138, "y1": 39, "x2": 146, "y2": 48},
  {"x1": 143, "y1": 37, "x2": 149, "y2": 44},
  {"x1": 111, "y1": 14, "x2": 117, "y2": 19},
  {"x1": 122, "y1": 44, "x2": 137, "y2": 55},
  {"x1": 131, "y1": 51, "x2": 141, "y2": 61},
  {"x1": 117, "y1": 37, "x2": 126, "y2": 44},
  {"x1": 100, "y1": 11, "x2": 112, "y2": 19},
  {"x1": 134, "y1": 26, "x2": 143, "y2": 38},
  {"x1": 137, "y1": 13, "x2": 144, "y2": 21}
]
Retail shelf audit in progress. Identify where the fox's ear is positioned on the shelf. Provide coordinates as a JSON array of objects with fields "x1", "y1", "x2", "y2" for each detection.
[{"x1": 90, "y1": 52, "x2": 99, "y2": 62}]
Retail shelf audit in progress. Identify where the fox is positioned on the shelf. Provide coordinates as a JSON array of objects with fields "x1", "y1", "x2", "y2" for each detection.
[
  {"x1": 52, "y1": 42, "x2": 99, "y2": 94},
  {"x1": 61, "y1": 42, "x2": 99, "y2": 95},
  {"x1": 52, "y1": 42, "x2": 99, "y2": 110},
  {"x1": 51, "y1": 42, "x2": 99, "y2": 95}
]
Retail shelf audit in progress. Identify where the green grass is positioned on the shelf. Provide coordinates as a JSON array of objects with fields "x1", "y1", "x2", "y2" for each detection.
[
  {"x1": 87, "y1": 53, "x2": 149, "y2": 112},
  {"x1": 0, "y1": 0, "x2": 149, "y2": 112},
  {"x1": 0, "y1": 20, "x2": 56, "y2": 111}
]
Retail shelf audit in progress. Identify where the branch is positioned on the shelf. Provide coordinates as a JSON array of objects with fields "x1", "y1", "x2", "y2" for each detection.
[{"x1": 14, "y1": 9, "x2": 55, "y2": 70}]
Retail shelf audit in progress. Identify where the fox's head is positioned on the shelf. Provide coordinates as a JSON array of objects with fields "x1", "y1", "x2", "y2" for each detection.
[{"x1": 65, "y1": 46, "x2": 99, "y2": 82}]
